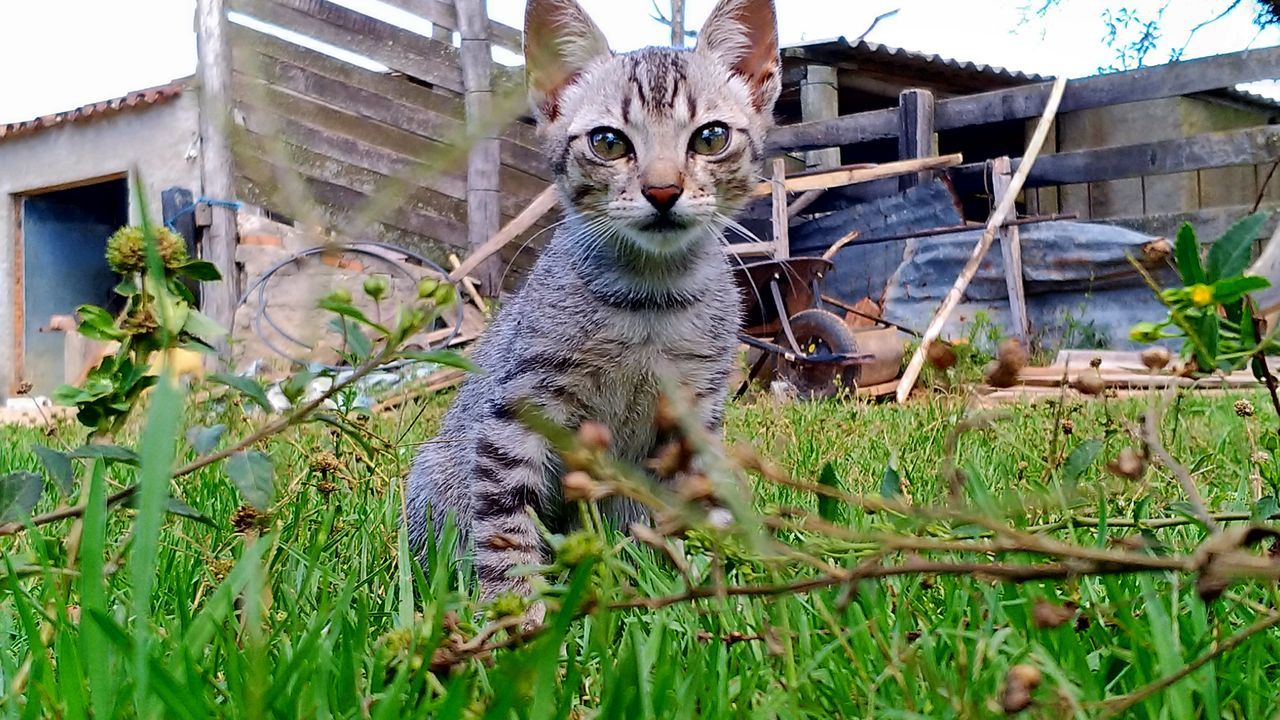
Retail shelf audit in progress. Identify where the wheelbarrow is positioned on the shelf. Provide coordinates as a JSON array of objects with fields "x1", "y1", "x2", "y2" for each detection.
[{"x1": 731, "y1": 256, "x2": 904, "y2": 400}]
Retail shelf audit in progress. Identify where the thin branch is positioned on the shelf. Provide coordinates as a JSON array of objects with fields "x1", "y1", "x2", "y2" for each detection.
[
  {"x1": 1142, "y1": 389, "x2": 1218, "y2": 533},
  {"x1": 1096, "y1": 610, "x2": 1280, "y2": 717}
]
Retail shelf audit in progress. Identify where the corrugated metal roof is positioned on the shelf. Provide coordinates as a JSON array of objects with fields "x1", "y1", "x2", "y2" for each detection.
[
  {"x1": 783, "y1": 37, "x2": 1049, "y2": 87},
  {"x1": 0, "y1": 80, "x2": 187, "y2": 144}
]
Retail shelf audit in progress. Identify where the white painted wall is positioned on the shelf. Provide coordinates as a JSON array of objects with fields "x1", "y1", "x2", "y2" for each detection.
[{"x1": 0, "y1": 91, "x2": 203, "y2": 399}]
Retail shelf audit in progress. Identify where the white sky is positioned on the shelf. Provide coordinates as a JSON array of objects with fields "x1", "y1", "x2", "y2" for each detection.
[{"x1": 1, "y1": 0, "x2": 1278, "y2": 125}]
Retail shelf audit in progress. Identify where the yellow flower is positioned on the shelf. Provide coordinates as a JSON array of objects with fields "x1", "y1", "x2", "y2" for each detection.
[{"x1": 1188, "y1": 284, "x2": 1214, "y2": 307}]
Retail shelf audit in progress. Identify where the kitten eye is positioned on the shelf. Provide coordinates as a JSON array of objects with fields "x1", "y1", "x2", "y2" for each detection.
[
  {"x1": 588, "y1": 127, "x2": 632, "y2": 161},
  {"x1": 690, "y1": 122, "x2": 730, "y2": 156}
]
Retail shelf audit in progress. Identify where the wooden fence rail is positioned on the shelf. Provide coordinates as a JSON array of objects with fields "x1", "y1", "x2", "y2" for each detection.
[
  {"x1": 768, "y1": 45, "x2": 1280, "y2": 153},
  {"x1": 224, "y1": 0, "x2": 552, "y2": 286}
]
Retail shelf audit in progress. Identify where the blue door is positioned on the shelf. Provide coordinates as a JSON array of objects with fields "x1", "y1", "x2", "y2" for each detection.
[{"x1": 21, "y1": 179, "x2": 128, "y2": 396}]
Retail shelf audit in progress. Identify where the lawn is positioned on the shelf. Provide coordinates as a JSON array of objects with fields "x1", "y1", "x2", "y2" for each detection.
[{"x1": 3, "y1": 375, "x2": 1280, "y2": 719}]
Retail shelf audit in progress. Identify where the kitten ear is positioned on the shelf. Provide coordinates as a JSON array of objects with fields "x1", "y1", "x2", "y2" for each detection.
[
  {"x1": 524, "y1": 0, "x2": 611, "y2": 122},
  {"x1": 695, "y1": 0, "x2": 781, "y2": 112}
]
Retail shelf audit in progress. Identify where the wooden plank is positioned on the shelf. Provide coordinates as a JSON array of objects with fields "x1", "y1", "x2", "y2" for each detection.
[
  {"x1": 230, "y1": 25, "x2": 549, "y2": 179},
  {"x1": 896, "y1": 76, "x2": 1068, "y2": 403},
  {"x1": 232, "y1": 98, "x2": 545, "y2": 223},
  {"x1": 770, "y1": 158, "x2": 790, "y2": 258},
  {"x1": 230, "y1": 0, "x2": 464, "y2": 92},
  {"x1": 377, "y1": 0, "x2": 523, "y2": 52},
  {"x1": 770, "y1": 45, "x2": 1280, "y2": 153},
  {"x1": 231, "y1": 53, "x2": 547, "y2": 179},
  {"x1": 196, "y1": 0, "x2": 239, "y2": 346},
  {"x1": 950, "y1": 124, "x2": 1280, "y2": 191},
  {"x1": 451, "y1": 185, "x2": 558, "y2": 283},
  {"x1": 235, "y1": 155, "x2": 470, "y2": 244},
  {"x1": 457, "y1": 0, "x2": 503, "y2": 293},
  {"x1": 231, "y1": 77, "x2": 548, "y2": 206},
  {"x1": 991, "y1": 156, "x2": 1028, "y2": 340},
  {"x1": 800, "y1": 63, "x2": 840, "y2": 171},
  {"x1": 748, "y1": 154, "x2": 963, "y2": 197},
  {"x1": 897, "y1": 89, "x2": 935, "y2": 191}
]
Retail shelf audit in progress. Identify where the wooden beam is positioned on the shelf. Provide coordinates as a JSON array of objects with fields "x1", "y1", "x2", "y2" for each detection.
[
  {"x1": 748, "y1": 154, "x2": 963, "y2": 197},
  {"x1": 451, "y1": 185, "x2": 558, "y2": 284},
  {"x1": 456, "y1": 0, "x2": 503, "y2": 294},
  {"x1": 800, "y1": 64, "x2": 840, "y2": 171},
  {"x1": 230, "y1": 0, "x2": 464, "y2": 92},
  {"x1": 949, "y1": 124, "x2": 1280, "y2": 190},
  {"x1": 897, "y1": 88, "x2": 935, "y2": 191},
  {"x1": 770, "y1": 45, "x2": 1280, "y2": 152},
  {"x1": 770, "y1": 158, "x2": 790, "y2": 258},
  {"x1": 897, "y1": 76, "x2": 1068, "y2": 403},
  {"x1": 195, "y1": 0, "x2": 239, "y2": 348},
  {"x1": 378, "y1": 0, "x2": 523, "y2": 52},
  {"x1": 991, "y1": 156, "x2": 1029, "y2": 340}
]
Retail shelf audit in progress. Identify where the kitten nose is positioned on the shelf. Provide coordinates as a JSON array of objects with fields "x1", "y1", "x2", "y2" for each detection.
[{"x1": 641, "y1": 184, "x2": 683, "y2": 214}]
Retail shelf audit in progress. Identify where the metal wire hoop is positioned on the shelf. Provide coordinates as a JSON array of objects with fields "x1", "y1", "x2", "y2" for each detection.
[{"x1": 235, "y1": 241, "x2": 465, "y2": 372}]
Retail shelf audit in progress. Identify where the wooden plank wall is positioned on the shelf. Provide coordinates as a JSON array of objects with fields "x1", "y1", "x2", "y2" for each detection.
[{"x1": 225, "y1": 0, "x2": 553, "y2": 280}]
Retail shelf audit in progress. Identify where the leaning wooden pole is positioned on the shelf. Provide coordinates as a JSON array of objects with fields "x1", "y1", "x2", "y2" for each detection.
[
  {"x1": 894, "y1": 75, "x2": 1068, "y2": 403},
  {"x1": 194, "y1": 0, "x2": 238, "y2": 347},
  {"x1": 456, "y1": 0, "x2": 503, "y2": 294}
]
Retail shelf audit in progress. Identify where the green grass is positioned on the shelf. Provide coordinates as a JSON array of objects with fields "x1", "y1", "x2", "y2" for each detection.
[{"x1": 3, "y1": 383, "x2": 1280, "y2": 718}]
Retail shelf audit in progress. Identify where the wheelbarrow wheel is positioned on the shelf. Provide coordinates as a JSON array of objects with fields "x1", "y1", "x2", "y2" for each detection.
[{"x1": 775, "y1": 308, "x2": 857, "y2": 400}]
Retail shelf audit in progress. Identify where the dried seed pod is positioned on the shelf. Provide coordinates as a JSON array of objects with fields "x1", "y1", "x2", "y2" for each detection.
[
  {"x1": 1071, "y1": 372, "x2": 1106, "y2": 396},
  {"x1": 562, "y1": 471, "x2": 601, "y2": 502},
  {"x1": 1059, "y1": 419, "x2": 1075, "y2": 436},
  {"x1": 576, "y1": 421, "x2": 612, "y2": 451},
  {"x1": 1000, "y1": 664, "x2": 1042, "y2": 714},
  {"x1": 647, "y1": 440, "x2": 694, "y2": 478},
  {"x1": 985, "y1": 338, "x2": 1028, "y2": 388},
  {"x1": 926, "y1": 341, "x2": 958, "y2": 371},
  {"x1": 1141, "y1": 347, "x2": 1171, "y2": 370},
  {"x1": 1032, "y1": 599, "x2": 1077, "y2": 629},
  {"x1": 1236, "y1": 399, "x2": 1256, "y2": 418},
  {"x1": 1106, "y1": 448, "x2": 1147, "y2": 481}
]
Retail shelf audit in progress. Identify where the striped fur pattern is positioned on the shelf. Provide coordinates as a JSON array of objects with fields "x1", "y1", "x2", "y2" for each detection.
[{"x1": 406, "y1": 0, "x2": 780, "y2": 602}]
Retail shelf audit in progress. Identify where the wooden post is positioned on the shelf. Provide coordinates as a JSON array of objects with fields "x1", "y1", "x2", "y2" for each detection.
[
  {"x1": 770, "y1": 158, "x2": 790, "y2": 258},
  {"x1": 991, "y1": 156, "x2": 1029, "y2": 339},
  {"x1": 897, "y1": 88, "x2": 936, "y2": 191},
  {"x1": 895, "y1": 76, "x2": 1068, "y2": 404},
  {"x1": 456, "y1": 0, "x2": 502, "y2": 294},
  {"x1": 194, "y1": 0, "x2": 238, "y2": 345},
  {"x1": 800, "y1": 63, "x2": 840, "y2": 172}
]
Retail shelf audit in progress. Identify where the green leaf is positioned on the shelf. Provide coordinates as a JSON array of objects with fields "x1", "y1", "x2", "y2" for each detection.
[
  {"x1": 208, "y1": 373, "x2": 273, "y2": 412},
  {"x1": 816, "y1": 462, "x2": 843, "y2": 523},
  {"x1": 281, "y1": 370, "x2": 318, "y2": 405},
  {"x1": 121, "y1": 493, "x2": 216, "y2": 528},
  {"x1": 32, "y1": 445, "x2": 74, "y2": 496},
  {"x1": 227, "y1": 451, "x2": 275, "y2": 510},
  {"x1": 76, "y1": 305, "x2": 127, "y2": 342},
  {"x1": 68, "y1": 444, "x2": 140, "y2": 466},
  {"x1": 1253, "y1": 495, "x2": 1280, "y2": 521},
  {"x1": 1174, "y1": 222, "x2": 1204, "y2": 286},
  {"x1": 0, "y1": 472, "x2": 43, "y2": 523},
  {"x1": 1212, "y1": 275, "x2": 1271, "y2": 305},
  {"x1": 318, "y1": 297, "x2": 390, "y2": 336},
  {"x1": 1062, "y1": 439, "x2": 1103, "y2": 492},
  {"x1": 185, "y1": 425, "x2": 226, "y2": 455},
  {"x1": 175, "y1": 260, "x2": 222, "y2": 281},
  {"x1": 113, "y1": 279, "x2": 138, "y2": 296},
  {"x1": 879, "y1": 454, "x2": 904, "y2": 500},
  {"x1": 397, "y1": 349, "x2": 479, "y2": 373},
  {"x1": 182, "y1": 309, "x2": 228, "y2": 343},
  {"x1": 329, "y1": 317, "x2": 373, "y2": 362},
  {"x1": 1206, "y1": 212, "x2": 1268, "y2": 283}
]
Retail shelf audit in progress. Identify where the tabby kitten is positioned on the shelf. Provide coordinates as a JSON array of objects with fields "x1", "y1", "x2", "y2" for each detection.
[{"x1": 406, "y1": 0, "x2": 781, "y2": 603}]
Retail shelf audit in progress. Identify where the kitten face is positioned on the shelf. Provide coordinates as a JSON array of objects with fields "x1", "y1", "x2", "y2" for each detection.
[{"x1": 525, "y1": 0, "x2": 781, "y2": 257}]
